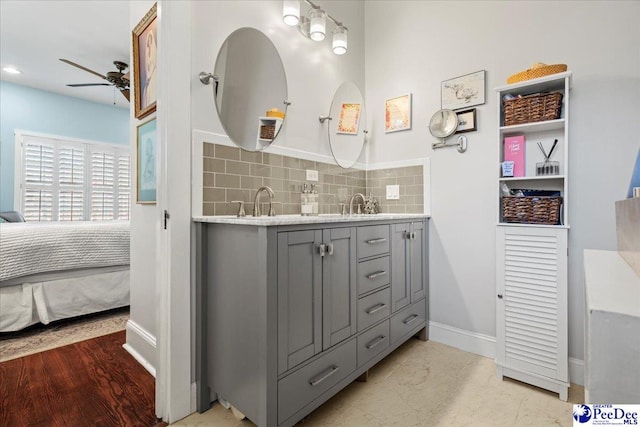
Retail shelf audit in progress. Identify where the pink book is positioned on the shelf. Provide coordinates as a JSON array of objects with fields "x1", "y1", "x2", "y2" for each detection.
[{"x1": 504, "y1": 135, "x2": 526, "y2": 177}]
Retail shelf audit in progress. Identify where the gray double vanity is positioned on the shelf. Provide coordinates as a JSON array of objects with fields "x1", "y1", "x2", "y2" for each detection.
[
  {"x1": 194, "y1": 26, "x2": 429, "y2": 426},
  {"x1": 195, "y1": 214, "x2": 428, "y2": 427}
]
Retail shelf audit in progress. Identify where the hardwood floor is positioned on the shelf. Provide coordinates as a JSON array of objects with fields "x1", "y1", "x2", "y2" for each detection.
[{"x1": 0, "y1": 331, "x2": 164, "y2": 427}]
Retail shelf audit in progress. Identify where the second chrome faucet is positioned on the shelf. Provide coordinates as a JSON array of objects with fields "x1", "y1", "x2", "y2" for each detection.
[{"x1": 253, "y1": 186, "x2": 276, "y2": 217}]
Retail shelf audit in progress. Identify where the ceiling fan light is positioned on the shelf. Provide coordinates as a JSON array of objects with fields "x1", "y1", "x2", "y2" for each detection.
[
  {"x1": 308, "y1": 8, "x2": 326, "y2": 41},
  {"x1": 332, "y1": 25, "x2": 348, "y2": 55},
  {"x1": 283, "y1": 0, "x2": 300, "y2": 26}
]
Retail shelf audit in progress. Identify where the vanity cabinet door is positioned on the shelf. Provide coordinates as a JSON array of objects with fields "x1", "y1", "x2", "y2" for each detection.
[
  {"x1": 410, "y1": 221, "x2": 427, "y2": 303},
  {"x1": 391, "y1": 221, "x2": 427, "y2": 312},
  {"x1": 322, "y1": 227, "x2": 357, "y2": 351},
  {"x1": 391, "y1": 223, "x2": 411, "y2": 312},
  {"x1": 278, "y1": 230, "x2": 323, "y2": 375}
]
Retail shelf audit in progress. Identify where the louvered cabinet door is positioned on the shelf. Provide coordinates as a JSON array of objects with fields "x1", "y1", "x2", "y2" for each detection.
[{"x1": 496, "y1": 226, "x2": 568, "y2": 384}]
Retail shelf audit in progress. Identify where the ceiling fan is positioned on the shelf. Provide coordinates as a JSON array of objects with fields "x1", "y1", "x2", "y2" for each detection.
[{"x1": 60, "y1": 58, "x2": 130, "y2": 102}]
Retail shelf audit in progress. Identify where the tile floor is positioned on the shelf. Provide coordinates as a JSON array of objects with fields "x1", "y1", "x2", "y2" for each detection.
[{"x1": 173, "y1": 339, "x2": 584, "y2": 426}]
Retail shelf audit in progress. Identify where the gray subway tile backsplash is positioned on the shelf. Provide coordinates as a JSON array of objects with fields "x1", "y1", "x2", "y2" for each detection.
[{"x1": 203, "y1": 142, "x2": 423, "y2": 215}]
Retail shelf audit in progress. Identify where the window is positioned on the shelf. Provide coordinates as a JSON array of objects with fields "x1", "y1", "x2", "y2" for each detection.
[{"x1": 15, "y1": 132, "x2": 131, "y2": 221}]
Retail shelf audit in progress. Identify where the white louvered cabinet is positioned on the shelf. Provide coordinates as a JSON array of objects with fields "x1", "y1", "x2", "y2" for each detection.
[
  {"x1": 496, "y1": 221, "x2": 569, "y2": 400},
  {"x1": 495, "y1": 73, "x2": 571, "y2": 401}
]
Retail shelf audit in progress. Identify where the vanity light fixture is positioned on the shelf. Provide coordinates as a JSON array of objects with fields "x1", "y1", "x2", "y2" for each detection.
[
  {"x1": 2, "y1": 66, "x2": 21, "y2": 74},
  {"x1": 282, "y1": 0, "x2": 348, "y2": 55}
]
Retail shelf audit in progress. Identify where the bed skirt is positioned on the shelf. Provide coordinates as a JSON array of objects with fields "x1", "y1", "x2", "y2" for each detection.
[{"x1": 0, "y1": 268, "x2": 130, "y2": 332}]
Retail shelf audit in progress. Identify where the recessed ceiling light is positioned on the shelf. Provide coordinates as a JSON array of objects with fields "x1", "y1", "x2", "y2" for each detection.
[{"x1": 2, "y1": 66, "x2": 22, "y2": 74}]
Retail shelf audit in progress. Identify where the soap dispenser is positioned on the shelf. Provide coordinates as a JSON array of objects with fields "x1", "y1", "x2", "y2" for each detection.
[
  {"x1": 309, "y1": 184, "x2": 319, "y2": 216},
  {"x1": 301, "y1": 183, "x2": 312, "y2": 216}
]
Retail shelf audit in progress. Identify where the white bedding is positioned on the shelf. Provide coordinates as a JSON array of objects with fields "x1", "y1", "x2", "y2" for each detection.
[{"x1": 0, "y1": 221, "x2": 130, "y2": 283}]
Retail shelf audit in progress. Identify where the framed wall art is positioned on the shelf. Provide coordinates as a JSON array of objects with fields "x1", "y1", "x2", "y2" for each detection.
[
  {"x1": 136, "y1": 118, "x2": 157, "y2": 204},
  {"x1": 441, "y1": 70, "x2": 486, "y2": 110},
  {"x1": 133, "y1": 2, "x2": 157, "y2": 120},
  {"x1": 455, "y1": 108, "x2": 477, "y2": 133},
  {"x1": 385, "y1": 93, "x2": 412, "y2": 133}
]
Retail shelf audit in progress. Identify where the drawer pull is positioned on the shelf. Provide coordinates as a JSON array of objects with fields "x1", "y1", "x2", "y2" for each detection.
[
  {"x1": 366, "y1": 270, "x2": 387, "y2": 280},
  {"x1": 366, "y1": 238, "x2": 387, "y2": 244},
  {"x1": 403, "y1": 314, "x2": 419, "y2": 325},
  {"x1": 365, "y1": 335, "x2": 386, "y2": 350},
  {"x1": 309, "y1": 365, "x2": 340, "y2": 387},
  {"x1": 365, "y1": 303, "x2": 387, "y2": 315}
]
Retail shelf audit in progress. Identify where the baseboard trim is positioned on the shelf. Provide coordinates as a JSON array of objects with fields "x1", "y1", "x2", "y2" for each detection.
[
  {"x1": 569, "y1": 357, "x2": 584, "y2": 386},
  {"x1": 124, "y1": 319, "x2": 156, "y2": 377},
  {"x1": 428, "y1": 321, "x2": 496, "y2": 359}
]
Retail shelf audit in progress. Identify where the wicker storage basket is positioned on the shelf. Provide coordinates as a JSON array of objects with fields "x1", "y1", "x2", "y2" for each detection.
[
  {"x1": 260, "y1": 125, "x2": 276, "y2": 140},
  {"x1": 503, "y1": 92, "x2": 563, "y2": 126},
  {"x1": 502, "y1": 195, "x2": 562, "y2": 225}
]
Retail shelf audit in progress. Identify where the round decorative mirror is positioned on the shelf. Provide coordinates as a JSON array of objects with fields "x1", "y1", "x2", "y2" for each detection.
[
  {"x1": 327, "y1": 82, "x2": 367, "y2": 169},
  {"x1": 213, "y1": 28, "x2": 288, "y2": 151},
  {"x1": 428, "y1": 109, "x2": 458, "y2": 140}
]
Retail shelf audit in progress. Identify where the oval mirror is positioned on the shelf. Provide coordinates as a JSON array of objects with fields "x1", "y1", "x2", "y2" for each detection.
[
  {"x1": 327, "y1": 82, "x2": 367, "y2": 168},
  {"x1": 213, "y1": 28, "x2": 288, "y2": 151},
  {"x1": 429, "y1": 109, "x2": 458, "y2": 139}
]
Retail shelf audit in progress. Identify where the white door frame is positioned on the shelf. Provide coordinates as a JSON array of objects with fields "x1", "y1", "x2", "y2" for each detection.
[{"x1": 155, "y1": 0, "x2": 193, "y2": 422}]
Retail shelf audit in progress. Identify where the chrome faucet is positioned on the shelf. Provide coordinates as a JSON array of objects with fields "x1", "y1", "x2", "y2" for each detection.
[
  {"x1": 348, "y1": 193, "x2": 366, "y2": 215},
  {"x1": 253, "y1": 186, "x2": 276, "y2": 217}
]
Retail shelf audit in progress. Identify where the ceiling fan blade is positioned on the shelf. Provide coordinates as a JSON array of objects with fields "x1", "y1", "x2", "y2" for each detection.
[
  {"x1": 122, "y1": 71, "x2": 130, "y2": 82},
  {"x1": 67, "y1": 83, "x2": 112, "y2": 87},
  {"x1": 59, "y1": 58, "x2": 107, "y2": 80},
  {"x1": 120, "y1": 89, "x2": 130, "y2": 101}
]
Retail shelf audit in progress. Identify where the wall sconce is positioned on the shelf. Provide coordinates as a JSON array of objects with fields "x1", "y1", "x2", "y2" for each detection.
[{"x1": 282, "y1": 0, "x2": 348, "y2": 55}]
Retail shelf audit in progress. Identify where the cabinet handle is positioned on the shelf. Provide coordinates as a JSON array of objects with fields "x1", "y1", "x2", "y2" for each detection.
[
  {"x1": 410, "y1": 232, "x2": 416, "y2": 240},
  {"x1": 366, "y1": 238, "x2": 387, "y2": 244},
  {"x1": 317, "y1": 244, "x2": 326, "y2": 257},
  {"x1": 403, "y1": 314, "x2": 419, "y2": 325},
  {"x1": 366, "y1": 270, "x2": 387, "y2": 280},
  {"x1": 327, "y1": 243, "x2": 334, "y2": 256},
  {"x1": 365, "y1": 303, "x2": 387, "y2": 315},
  {"x1": 365, "y1": 335, "x2": 386, "y2": 350},
  {"x1": 309, "y1": 365, "x2": 339, "y2": 387}
]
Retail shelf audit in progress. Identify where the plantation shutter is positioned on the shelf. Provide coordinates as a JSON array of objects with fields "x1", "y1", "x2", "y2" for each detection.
[
  {"x1": 117, "y1": 154, "x2": 131, "y2": 220},
  {"x1": 91, "y1": 151, "x2": 115, "y2": 220},
  {"x1": 58, "y1": 146, "x2": 85, "y2": 221},
  {"x1": 23, "y1": 141, "x2": 55, "y2": 221}
]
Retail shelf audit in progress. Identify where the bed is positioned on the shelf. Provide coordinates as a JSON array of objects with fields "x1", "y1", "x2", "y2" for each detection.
[{"x1": 0, "y1": 221, "x2": 130, "y2": 332}]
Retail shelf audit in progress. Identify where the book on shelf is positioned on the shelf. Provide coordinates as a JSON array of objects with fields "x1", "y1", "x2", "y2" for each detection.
[{"x1": 504, "y1": 135, "x2": 525, "y2": 177}]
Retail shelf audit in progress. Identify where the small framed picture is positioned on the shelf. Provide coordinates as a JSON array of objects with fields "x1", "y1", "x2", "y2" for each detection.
[
  {"x1": 385, "y1": 93, "x2": 412, "y2": 133},
  {"x1": 136, "y1": 118, "x2": 157, "y2": 204},
  {"x1": 133, "y1": 3, "x2": 157, "y2": 120},
  {"x1": 441, "y1": 70, "x2": 486, "y2": 110},
  {"x1": 455, "y1": 108, "x2": 477, "y2": 134}
]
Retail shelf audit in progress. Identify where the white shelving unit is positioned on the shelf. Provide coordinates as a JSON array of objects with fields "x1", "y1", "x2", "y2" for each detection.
[
  {"x1": 256, "y1": 117, "x2": 283, "y2": 149},
  {"x1": 495, "y1": 71, "x2": 572, "y2": 401}
]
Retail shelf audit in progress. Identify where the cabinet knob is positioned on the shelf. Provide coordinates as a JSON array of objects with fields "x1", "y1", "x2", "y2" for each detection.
[{"x1": 497, "y1": 294, "x2": 503, "y2": 299}]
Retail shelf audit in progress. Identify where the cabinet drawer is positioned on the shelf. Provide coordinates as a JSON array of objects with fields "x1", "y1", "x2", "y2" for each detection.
[
  {"x1": 357, "y1": 320, "x2": 390, "y2": 368},
  {"x1": 390, "y1": 298, "x2": 426, "y2": 344},
  {"x1": 357, "y1": 225, "x2": 390, "y2": 259},
  {"x1": 357, "y1": 287, "x2": 391, "y2": 331},
  {"x1": 357, "y1": 256, "x2": 390, "y2": 295},
  {"x1": 278, "y1": 339, "x2": 356, "y2": 424}
]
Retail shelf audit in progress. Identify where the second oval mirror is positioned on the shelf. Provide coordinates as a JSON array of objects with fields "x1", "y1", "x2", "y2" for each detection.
[
  {"x1": 327, "y1": 82, "x2": 367, "y2": 169},
  {"x1": 214, "y1": 28, "x2": 288, "y2": 151}
]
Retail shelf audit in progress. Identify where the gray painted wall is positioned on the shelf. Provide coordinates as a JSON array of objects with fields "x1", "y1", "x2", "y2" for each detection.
[{"x1": 364, "y1": 0, "x2": 640, "y2": 361}]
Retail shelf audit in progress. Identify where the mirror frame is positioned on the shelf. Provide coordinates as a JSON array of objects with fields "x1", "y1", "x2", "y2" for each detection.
[
  {"x1": 213, "y1": 28, "x2": 288, "y2": 151},
  {"x1": 429, "y1": 109, "x2": 458, "y2": 139}
]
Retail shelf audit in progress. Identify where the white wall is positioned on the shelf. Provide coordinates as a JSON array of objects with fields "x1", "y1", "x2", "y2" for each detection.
[
  {"x1": 365, "y1": 0, "x2": 640, "y2": 363},
  {"x1": 191, "y1": 0, "x2": 366, "y2": 159},
  {"x1": 126, "y1": 0, "x2": 158, "y2": 371}
]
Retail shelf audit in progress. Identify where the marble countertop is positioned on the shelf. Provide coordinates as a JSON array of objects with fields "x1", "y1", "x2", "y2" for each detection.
[{"x1": 193, "y1": 213, "x2": 429, "y2": 226}]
